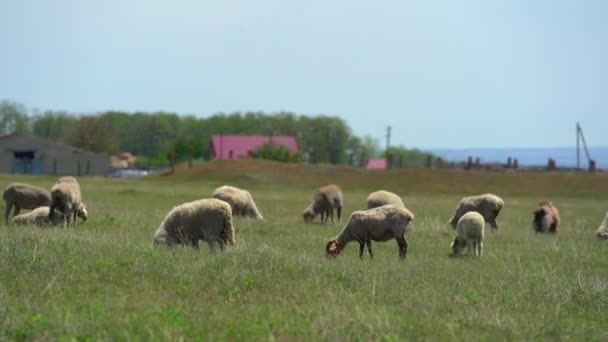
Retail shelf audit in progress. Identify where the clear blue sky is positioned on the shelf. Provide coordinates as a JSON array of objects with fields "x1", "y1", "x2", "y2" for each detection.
[{"x1": 1, "y1": 0, "x2": 606, "y2": 148}]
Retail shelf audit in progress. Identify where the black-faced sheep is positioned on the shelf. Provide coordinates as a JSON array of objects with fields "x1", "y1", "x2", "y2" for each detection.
[
  {"x1": 367, "y1": 190, "x2": 404, "y2": 209},
  {"x1": 3, "y1": 183, "x2": 52, "y2": 224},
  {"x1": 48, "y1": 177, "x2": 86, "y2": 228},
  {"x1": 212, "y1": 185, "x2": 263, "y2": 220},
  {"x1": 325, "y1": 204, "x2": 414, "y2": 260},
  {"x1": 596, "y1": 211, "x2": 608, "y2": 240},
  {"x1": 12, "y1": 206, "x2": 86, "y2": 227},
  {"x1": 153, "y1": 198, "x2": 235, "y2": 250},
  {"x1": 451, "y1": 211, "x2": 485, "y2": 257},
  {"x1": 449, "y1": 193, "x2": 504, "y2": 231},
  {"x1": 303, "y1": 184, "x2": 343, "y2": 224},
  {"x1": 532, "y1": 201, "x2": 560, "y2": 234}
]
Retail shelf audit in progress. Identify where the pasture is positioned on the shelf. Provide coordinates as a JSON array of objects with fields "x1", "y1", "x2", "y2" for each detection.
[{"x1": 1, "y1": 161, "x2": 607, "y2": 340}]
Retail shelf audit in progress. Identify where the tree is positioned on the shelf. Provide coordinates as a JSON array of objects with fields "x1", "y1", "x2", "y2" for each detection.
[
  {"x1": 63, "y1": 116, "x2": 118, "y2": 153},
  {"x1": 0, "y1": 100, "x2": 31, "y2": 134}
]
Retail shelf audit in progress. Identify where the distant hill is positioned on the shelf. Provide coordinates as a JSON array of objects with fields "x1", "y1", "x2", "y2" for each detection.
[{"x1": 429, "y1": 147, "x2": 608, "y2": 169}]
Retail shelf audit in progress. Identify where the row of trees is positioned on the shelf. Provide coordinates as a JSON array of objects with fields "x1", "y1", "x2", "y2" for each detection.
[{"x1": 1, "y1": 100, "x2": 383, "y2": 167}]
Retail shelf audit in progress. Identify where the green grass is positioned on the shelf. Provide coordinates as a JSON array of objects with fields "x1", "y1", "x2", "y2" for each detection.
[{"x1": 1, "y1": 163, "x2": 608, "y2": 340}]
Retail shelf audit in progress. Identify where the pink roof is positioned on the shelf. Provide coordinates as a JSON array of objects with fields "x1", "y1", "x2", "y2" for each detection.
[
  {"x1": 366, "y1": 158, "x2": 387, "y2": 169},
  {"x1": 210, "y1": 135, "x2": 298, "y2": 160}
]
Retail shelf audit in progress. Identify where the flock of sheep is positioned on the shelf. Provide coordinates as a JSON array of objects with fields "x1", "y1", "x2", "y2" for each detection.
[{"x1": 3, "y1": 179, "x2": 608, "y2": 258}]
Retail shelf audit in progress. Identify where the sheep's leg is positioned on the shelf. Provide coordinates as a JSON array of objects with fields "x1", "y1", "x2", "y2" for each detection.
[
  {"x1": 337, "y1": 207, "x2": 342, "y2": 222},
  {"x1": 4, "y1": 203, "x2": 12, "y2": 224},
  {"x1": 330, "y1": 209, "x2": 335, "y2": 224},
  {"x1": 320, "y1": 212, "x2": 325, "y2": 224},
  {"x1": 359, "y1": 242, "x2": 365, "y2": 259},
  {"x1": 397, "y1": 236, "x2": 408, "y2": 259},
  {"x1": 479, "y1": 241, "x2": 483, "y2": 256},
  {"x1": 366, "y1": 240, "x2": 373, "y2": 259},
  {"x1": 490, "y1": 220, "x2": 498, "y2": 231}
]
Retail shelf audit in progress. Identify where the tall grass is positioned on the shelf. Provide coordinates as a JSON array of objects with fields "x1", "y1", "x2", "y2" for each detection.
[{"x1": 1, "y1": 164, "x2": 607, "y2": 340}]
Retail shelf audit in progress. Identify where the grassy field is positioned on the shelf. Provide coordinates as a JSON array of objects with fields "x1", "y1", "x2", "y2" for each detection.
[{"x1": 1, "y1": 161, "x2": 607, "y2": 340}]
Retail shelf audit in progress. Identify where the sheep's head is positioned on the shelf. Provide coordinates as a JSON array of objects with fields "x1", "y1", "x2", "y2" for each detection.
[
  {"x1": 77, "y1": 203, "x2": 88, "y2": 221},
  {"x1": 325, "y1": 238, "x2": 342, "y2": 257},
  {"x1": 533, "y1": 207, "x2": 548, "y2": 228},
  {"x1": 450, "y1": 236, "x2": 466, "y2": 255},
  {"x1": 303, "y1": 206, "x2": 316, "y2": 223}
]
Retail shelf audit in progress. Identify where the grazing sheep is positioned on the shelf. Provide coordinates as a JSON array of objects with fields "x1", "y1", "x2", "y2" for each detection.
[
  {"x1": 451, "y1": 211, "x2": 485, "y2": 256},
  {"x1": 153, "y1": 198, "x2": 235, "y2": 250},
  {"x1": 325, "y1": 204, "x2": 414, "y2": 260},
  {"x1": 212, "y1": 185, "x2": 263, "y2": 220},
  {"x1": 449, "y1": 193, "x2": 504, "y2": 231},
  {"x1": 12, "y1": 206, "x2": 86, "y2": 227},
  {"x1": 303, "y1": 184, "x2": 344, "y2": 224},
  {"x1": 595, "y1": 211, "x2": 608, "y2": 240},
  {"x1": 532, "y1": 201, "x2": 560, "y2": 234},
  {"x1": 367, "y1": 190, "x2": 404, "y2": 209},
  {"x1": 49, "y1": 177, "x2": 85, "y2": 228},
  {"x1": 3, "y1": 183, "x2": 52, "y2": 224}
]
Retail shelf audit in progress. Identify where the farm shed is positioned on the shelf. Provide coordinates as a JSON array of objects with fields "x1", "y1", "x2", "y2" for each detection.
[
  {"x1": 209, "y1": 134, "x2": 298, "y2": 160},
  {"x1": 0, "y1": 133, "x2": 109, "y2": 176}
]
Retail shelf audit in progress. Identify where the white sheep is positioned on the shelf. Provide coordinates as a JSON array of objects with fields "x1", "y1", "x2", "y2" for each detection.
[
  {"x1": 49, "y1": 177, "x2": 86, "y2": 228},
  {"x1": 595, "y1": 211, "x2": 608, "y2": 240},
  {"x1": 367, "y1": 190, "x2": 404, "y2": 209},
  {"x1": 12, "y1": 205, "x2": 87, "y2": 227},
  {"x1": 3, "y1": 183, "x2": 52, "y2": 224},
  {"x1": 451, "y1": 211, "x2": 485, "y2": 257},
  {"x1": 326, "y1": 204, "x2": 414, "y2": 260},
  {"x1": 303, "y1": 184, "x2": 344, "y2": 224},
  {"x1": 153, "y1": 198, "x2": 235, "y2": 250},
  {"x1": 449, "y1": 193, "x2": 504, "y2": 231},
  {"x1": 212, "y1": 185, "x2": 263, "y2": 220}
]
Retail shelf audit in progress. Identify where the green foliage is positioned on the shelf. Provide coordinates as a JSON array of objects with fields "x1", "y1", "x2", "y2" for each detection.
[
  {"x1": 0, "y1": 173, "x2": 607, "y2": 340},
  {"x1": 251, "y1": 143, "x2": 299, "y2": 162},
  {"x1": 0, "y1": 100, "x2": 31, "y2": 134},
  {"x1": 382, "y1": 146, "x2": 443, "y2": 168},
  {"x1": 1, "y1": 100, "x2": 380, "y2": 166}
]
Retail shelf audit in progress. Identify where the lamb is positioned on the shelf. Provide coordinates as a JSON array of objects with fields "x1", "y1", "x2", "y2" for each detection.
[
  {"x1": 595, "y1": 211, "x2": 608, "y2": 240},
  {"x1": 451, "y1": 211, "x2": 485, "y2": 256},
  {"x1": 3, "y1": 183, "x2": 52, "y2": 224},
  {"x1": 212, "y1": 185, "x2": 263, "y2": 219},
  {"x1": 153, "y1": 198, "x2": 235, "y2": 250},
  {"x1": 48, "y1": 177, "x2": 86, "y2": 228},
  {"x1": 532, "y1": 201, "x2": 560, "y2": 234},
  {"x1": 325, "y1": 204, "x2": 414, "y2": 260},
  {"x1": 367, "y1": 190, "x2": 404, "y2": 209},
  {"x1": 12, "y1": 205, "x2": 87, "y2": 227},
  {"x1": 303, "y1": 184, "x2": 343, "y2": 224},
  {"x1": 448, "y1": 193, "x2": 504, "y2": 231}
]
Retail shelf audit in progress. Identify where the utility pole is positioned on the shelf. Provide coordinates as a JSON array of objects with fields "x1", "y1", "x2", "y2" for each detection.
[
  {"x1": 385, "y1": 126, "x2": 391, "y2": 153},
  {"x1": 576, "y1": 122, "x2": 580, "y2": 171}
]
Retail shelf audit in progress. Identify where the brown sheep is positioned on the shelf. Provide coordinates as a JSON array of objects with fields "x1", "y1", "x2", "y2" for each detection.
[
  {"x1": 532, "y1": 201, "x2": 560, "y2": 234},
  {"x1": 303, "y1": 184, "x2": 344, "y2": 224},
  {"x1": 3, "y1": 183, "x2": 52, "y2": 224}
]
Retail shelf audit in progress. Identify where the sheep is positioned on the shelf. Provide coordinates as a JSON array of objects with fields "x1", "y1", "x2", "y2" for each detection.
[
  {"x1": 12, "y1": 205, "x2": 87, "y2": 227},
  {"x1": 153, "y1": 198, "x2": 235, "y2": 250},
  {"x1": 595, "y1": 211, "x2": 608, "y2": 240},
  {"x1": 325, "y1": 204, "x2": 414, "y2": 260},
  {"x1": 451, "y1": 211, "x2": 485, "y2": 257},
  {"x1": 303, "y1": 184, "x2": 343, "y2": 224},
  {"x1": 48, "y1": 177, "x2": 85, "y2": 228},
  {"x1": 212, "y1": 185, "x2": 263, "y2": 219},
  {"x1": 448, "y1": 193, "x2": 504, "y2": 231},
  {"x1": 532, "y1": 201, "x2": 560, "y2": 234},
  {"x1": 3, "y1": 183, "x2": 52, "y2": 224},
  {"x1": 367, "y1": 190, "x2": 404, "y2": 209}
]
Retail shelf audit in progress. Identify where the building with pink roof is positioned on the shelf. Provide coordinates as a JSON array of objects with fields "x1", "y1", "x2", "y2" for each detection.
[
  {"x1": 366, "y1": 158, "x2": 387, "y2": 170},
  {"x1": 210, "y1": 134, "x2": 298, "y2": 160}
]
